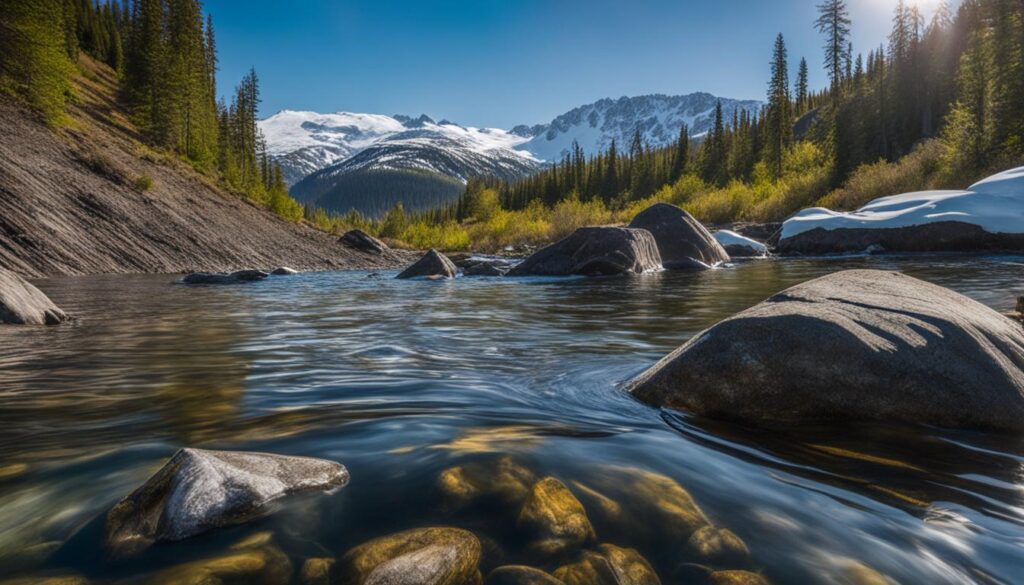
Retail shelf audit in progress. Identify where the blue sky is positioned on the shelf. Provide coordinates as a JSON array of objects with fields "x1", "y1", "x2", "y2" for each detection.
[{"x1": 205, "y1": 0, "x2": 953, "y2": 128}]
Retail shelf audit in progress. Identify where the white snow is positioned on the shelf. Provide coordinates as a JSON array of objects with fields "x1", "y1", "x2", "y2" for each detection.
[
  {"x1": 714, "y1": 230, "x2": 768, "y2": 255},
  {"x1": 780, "y1": 167, "x2": 1024, "y2": 240}
]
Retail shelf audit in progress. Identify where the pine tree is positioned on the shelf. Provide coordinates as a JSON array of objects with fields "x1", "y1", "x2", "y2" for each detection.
[
  {"x1": 765, "y1": 34, "x2": 792, "y2": 179},
  {"x1": 795, "y1": 57, "x2": 809, "y2": 114},
  {"x1": 0, "y1": 0, "x2": 74, "y2": 125},
  {"x1": 669, "y1": 123, "x2": 689, "y2": 182},
  {"x1": 815, "y1": 0, "x2": 852, "y2": 98}
]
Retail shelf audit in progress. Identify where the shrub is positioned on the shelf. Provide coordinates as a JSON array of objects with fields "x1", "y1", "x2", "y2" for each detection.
[
  {"x1": 399, "y1": 221, "x2": 470, "y2": 251},
  {"x1": 818, "y1": 139, "x2": 946, "y2": 211},
  {"x1": 132, "y1": 174, "x2": 154, "y2": 192},
  {"x1": 548, "y1": 196, "x2": 612, "y2": 240}
]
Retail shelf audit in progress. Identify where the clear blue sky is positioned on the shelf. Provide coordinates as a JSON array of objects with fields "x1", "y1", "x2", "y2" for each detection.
[{"x1": 205, "y1": 0, "x2": 952, "y2": 128}]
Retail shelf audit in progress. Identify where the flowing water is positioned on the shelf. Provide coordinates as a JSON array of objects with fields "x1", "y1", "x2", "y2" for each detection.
[{"x1": 1, "y1": 256, "x2": 1023, "y2": 584}]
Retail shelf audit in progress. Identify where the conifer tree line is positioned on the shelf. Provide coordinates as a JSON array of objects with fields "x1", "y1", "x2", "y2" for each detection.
[
  {"x1": 0, "y1": 0, "x2": 303, "y2": 220},
  {"x1": 455, "y1": 0, "x2": 1024, "y2": 221}
]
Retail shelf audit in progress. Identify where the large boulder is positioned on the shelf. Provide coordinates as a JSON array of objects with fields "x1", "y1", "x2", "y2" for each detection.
[
  {"x1": 713, "y1": 230, "x2": 767, "y2": 258},
  {"x1": 336, "y1": 527, "x2": 483, "y2": 585},
  {"x1": 628, "y1": 270, "x2": 1024, "y2": 431},
  {"x1": 507, "y1": 228, "x2": 662, "y2": 277},
  {"x1": 0, "y1": 269, "x2": 69, "y2": 325},
  {"x1": 778, "y1": 167, "x2": 1024, "y2": 255},
  {"x1": 341, "y1": 230, "x2": 389, "y2": 254},
  {"x1": 105, "y1": 448, "x2": 348, "y2": 555},
  {"x1": 397, "y1": 249, "x2": 458, "y2": 279},
  {"x1": 182, "y1": 270, "x2": 269, "y2": 284},
  {"x1": 628, "y1": 203, "x2": 729, "y2": 269}
]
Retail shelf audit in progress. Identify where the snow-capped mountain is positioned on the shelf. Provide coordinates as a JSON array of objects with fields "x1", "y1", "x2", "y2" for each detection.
[
  {"x1": 260, "y1": 92, "x2": 762, "y2": 216},
  {"x1": 513, "y1": 93, "x2": 763, "y2": 161},
  {"x1": 260, "y1": 111, "x2": 536, "y2": 187}
]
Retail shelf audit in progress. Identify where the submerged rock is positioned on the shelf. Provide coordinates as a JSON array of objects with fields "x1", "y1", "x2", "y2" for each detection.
[
  {"x1": 0, "y1": 575, "x2": 90, "y2": 585},
  {"x1": 485, "y1": 566, "x2": 565, "y2": 585},
  {"x1": 143, "y1": 543, "x2": 292, "y2": 585},
  {"x1": 517, "y1": 477, "x2": 596, "y2": 558},
  {"x1": 397, "y1": 249, "x2": 458, "y2": 279},
  {"x1": 270, "y1": 266, "x2": 299, "y2": 275},
  {"x1": 181, "y1": 270, "x2": 269, "y2": 284},
  {"x1": 553, "y1": 544, "x2": 660, "y2": 585},
  {"x1": 300, "y1": 558, "x2": 336, "y2": 585},
  {"x1": 709, "y1": 570, "x2": 770, "y2": 585},
  {"x1": 463, "y1": 262, "x2": 510, "y2": 277},
  {"x1": 0, "y1": 269, "x2": 69, "y2": 325},
  {"x1": 592, "y1": 467, "x2": 710, "y2": 545},
  {"x1": 507, "y1": 227, "x2": 662, "y2": 277},
  {"x1": 105, "y1": 448, "x2": 348, "y2": 554},
  {"x1": 337, "y1": 526, "x2": 482, "y2": 585},
  {"x1": 687, "y1": 526, "x2": 749, "y2": 564},
  {"x1": 437, "y1": 457, "x2": 537, "y2": 511},
  {"x1": 628, "y1": 203, "x2": 729, "y2": 269},
  {"x1": 340, "y1": 229, "x2": 389, "y2": 254},
  {"x1": 628, "y1": 269, "x2": 1024, "y2": 431}
]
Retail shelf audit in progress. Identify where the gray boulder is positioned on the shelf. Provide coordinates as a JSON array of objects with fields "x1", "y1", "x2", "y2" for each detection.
[
  {"x1": 628, "y1": 270, "x2": 1024, "y2": 431},
  {"x1": 270, "y1": 267, "x2": 299, "y2": 275},
  {"x1": 397, "y1": 249, "x2": 458, "y2": 279},
  {"x1": 629, "y1": 203, "x2": 729, "y2": 269},
  {"x1": 507, "y1": 227, "x2": 662, "y2": 277},
  {"x1": 464, "y1": 262, "x2": 509, "y2": 277},
  {"x1": 0, "y1": 269, "x2": 69, "y2": 325},
  {"x1": 105, "y1": 448, "x2": 348, "y2": 555},
  {"x1": 341, "y1": 229, "x2": 389, "y2": 254},
  {"x1": 182, "y1": 270, "x2": 269, "y2": 284}
]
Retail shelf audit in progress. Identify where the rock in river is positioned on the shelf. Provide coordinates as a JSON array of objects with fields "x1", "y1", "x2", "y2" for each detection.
[
  {"x1": 437, "y1": 457, "x2": 537, "y2": 512},
  {"x1": 270, "y1": 266, "x2": 299, "y2": 275},
  {"x1": 553, "y1": 544, "x2": 660, "y2": 585},
  {"x1": 341, "y1": 229, "x2": 389, "y2": 254},
  {"x1": 516, "y1": 477, "x2": 596, "y2": 558},
  {"x1": 182, "y1": 270, "x2": 269, "y2": 284},
  {"x1": 628, "y1": 269, "x2": 1024, "y2": 431},
  {"x1": 507, "y1": 227, "x2": 662, "y2": 277},
  {"x1": 105, "y1": 448, "x2": 348, "y2": 555},
  {"x1": 397, "y1": 249, "x2": 458, "y2": 279},
  {"x1": 485, "y1": 566, "x2": 565, "y2": 585},
  {"x1": 0, "y1": 269, "x2": 69, "y2": 325},
  {"x1": 628, "y1": 203, "x2": 729, "y2": 269},
  {"x1": 336, "y1": 526, "x2": 482, "y2": 585},
  {"x1": 713, "y1": 230, "x2": 768, "y2": 258}
]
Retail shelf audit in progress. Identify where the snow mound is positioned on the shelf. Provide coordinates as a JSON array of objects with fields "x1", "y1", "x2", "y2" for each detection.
[
  {"x1": 781, "y1": 167, "x2": 1024, "y2": 240},
  {"x1": 714, "y1": 230, "x2": 767, "y2": 255}
]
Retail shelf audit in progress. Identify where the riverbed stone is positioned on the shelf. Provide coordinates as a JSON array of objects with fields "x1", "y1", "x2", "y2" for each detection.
[
  {"x1": 0, "y1": 575, "x2": 90, "y2": 585},
  {"x1": 485, "y1": 566, "x2": 565, "y2": 585},
  {"x1": 437, "y1": 457, "x2": 537, "y2": 512},
  {"x1": 517, "y1": 477, "x2": 596, "y2": 558},
  {"x1": 597, "y1": 467, "x2": 710, "y2": 545},
  {"x1": 300, "y1": 557, "x2": 335, "y2": 585},
  {"x1": 144, "y1": 543, "x2": 292, "y2": 585},
  {"x1": 340, "y1": 230, "x2": 389, "y2": 254},
  {"x1": 0, "y1": 269, "x2": 69, "y2": 325},
  {"x1": 182, "y1": 270, "x2": 269, "y2": 284},
  {"x1": 336, "y1": 526, "x2": 483, "y2": 585},
  {"x1": 628, "y1": 203, "x2": 729, "y2": 269},
  {"x1": 105, "y1": 448, "x2": 348, "y2": 555},
  {"x1": 397, "y1": 249, "x2": 458, "y2": 279},
  {"x1": 628, "y1": 269, "x2": 1024, "y2": 431},
  {"x1": 687, "y1": 526, "x2": 749, "y2": 564},
  {"x1": 709, "y1": 570, "x2": 770, "y2": 585},
  {"x1": 553, "y1": 544, "x2": 660, "y2": 585},
  {"x1": 507, "y1": 227, "x2": 662, "y2": 277}
]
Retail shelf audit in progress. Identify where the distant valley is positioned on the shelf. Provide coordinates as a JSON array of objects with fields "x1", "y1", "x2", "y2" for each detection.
[{"x1": 260, "y1": 93, "x2": 762, "y2": 217}]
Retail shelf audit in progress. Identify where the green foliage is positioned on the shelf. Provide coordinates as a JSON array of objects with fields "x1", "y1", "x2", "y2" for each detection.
[
  {"x1": 133, "y1": 174, "x2": 154, "y2": 192},
  {"x1": 0, "y1": 0, "x2": 75, "y2": 125},
  {"x1": 820, "y1": 139, "x2": 948, "y2": 210}
]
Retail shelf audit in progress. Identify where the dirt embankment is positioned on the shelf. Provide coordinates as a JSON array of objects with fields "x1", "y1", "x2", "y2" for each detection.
[{"x1": 0, "y1": 57, "x2": 411, "y2": 278}]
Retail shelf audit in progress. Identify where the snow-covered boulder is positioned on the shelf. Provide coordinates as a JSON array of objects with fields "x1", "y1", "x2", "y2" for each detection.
[
  {"x1": 713, "y1": 230, "x2": 767, "y2": 257},
  {"x1": 628, "y1": 270, "x2": 1024, "y2": 431},
  {"x1": 778, "y1": 167, "x2": 1024, "y2": 255},
  {"x1": 105, "y1": 448, "x2": 348, "y2": 555}
]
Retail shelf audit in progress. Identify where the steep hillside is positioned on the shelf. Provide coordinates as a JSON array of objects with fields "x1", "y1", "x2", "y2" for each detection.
[{"x1": 0, "y1": 57, "x2": 410, "y2": 278}]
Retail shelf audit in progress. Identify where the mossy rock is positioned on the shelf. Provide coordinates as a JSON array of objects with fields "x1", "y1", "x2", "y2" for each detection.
[
  {"x1": 686, "y1": 526, "x2": 749, "y2": 565},
  {"x1": 0, "y1": 575, "x2": 89, "y2": 585},
  {"x1": 300, "y1": 557, "x2": 335, "y2": 585},
  {"x1": 485, "y1": 565, "x2": 565, "y2": 585},
  {"x1": 553, "y1": 544, "x2": 660, "y2": 585},
  {"x1": 336, "y1": 526, "x2": 482, "y2": 585},
  {"x1": 516, "y1": 478, "x2": 596, "y2": 559},
  {"x1": 437, "y1": 457, "x2": 537, "y2": 512}
]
